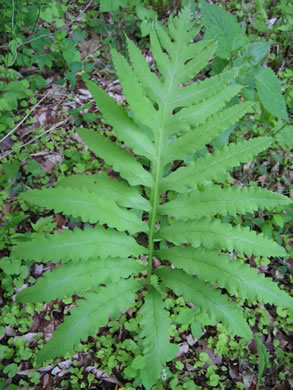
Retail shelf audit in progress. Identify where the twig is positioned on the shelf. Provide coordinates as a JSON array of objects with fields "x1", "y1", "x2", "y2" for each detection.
[
  {"x1": 0, "y1": 0, "x2": 96, "y2": 50},
  {"x1": 0, "y1": 91, "x2": 50, "y2": 145},
  {"x1": 26, "y1": 3, "x2": 41, "y2": 41},
  {"x1": 0, "y1": 118, "x2": 69, "y2": 160},
  {"x1": 11, "y1": 0, "x2": 15, "y2": 32}
]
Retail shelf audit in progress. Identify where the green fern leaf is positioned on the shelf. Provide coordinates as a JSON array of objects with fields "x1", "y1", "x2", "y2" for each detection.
[
  {"x1": 150, "y1": 10, "x2": 216, "y2": 86},
  {"x1": 160, "y1": 186, "x2": 292, "y2": 218},
  {"x1": 170, "y1": 69, "x2": 238, "y2": 109},
  {"x1": 167, "y1": 102, "x2": 252, "y2": 162},
  {"x1": 56, "y1": 172, "x2": 150, "y2": 211},
  {"x1": 170, "y1": 83, "x2": 242, "y2": 133},
  {"x1": 158, "y1": 218, "x2": 286, "y2": 257},
  {"x1": 127, "y1": 38, "x2": 163, "y2": 105},
  {"x1": 16, "y1": 258, "x2": 146, "y2": 303},
  {"x1": 11, "y1": 226, "x2": 146, "y2": 262},
  {"x1": 156, "y1": 247, "x2": 293, "y2": 308},
  {"x1": 163, "y1": 137, "x2": 273, "y2": 192},
  {"x1": 156, "y1": 267, "x2": 252, "y2": 340},
  {"x1": 111, "y1": 48, "x2": 159, "y2": 135},
  {"x1": 168, "y1": 8, "x2": 198, "y2": 43},
  {"x1": 140, "y1": 287, "x2": 173, "y2": 390},
  {"x1": 86, "y1": 80, "x2": 155, "y2": 160},
  {"x1": 78, "y1": 128, "x2": 153, "y2": 187},
  {"x1": 154, "y1": 20, "x2": 216, "y2": 85},
  {"x1": 36, "y1": 278, "x2": 143, "y2": 363},
  {"x1": 19, "y1": 188, "x2": 148, "y2": 234}
]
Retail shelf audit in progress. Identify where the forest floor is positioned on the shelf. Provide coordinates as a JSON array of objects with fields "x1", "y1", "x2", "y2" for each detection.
[{"x1": 0, "y1": 1, "x2": 292, "y2": 389}]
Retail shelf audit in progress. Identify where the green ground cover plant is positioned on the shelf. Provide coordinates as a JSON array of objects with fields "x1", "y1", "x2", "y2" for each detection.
[{"x1": 9, "y1": 6, "x2": 293, "y2": 389}]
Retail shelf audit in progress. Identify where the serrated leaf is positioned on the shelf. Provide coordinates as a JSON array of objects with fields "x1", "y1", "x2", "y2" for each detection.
[
  {"x1": 56, "y1": 172, "x2": 150, "y2": 211},
  {"x1": 20, "y1": 188, "x2": 148, "y2": 234},
  {"x1": 16, "y1": 258, "x2": 146, "y2": 303},
  {"x1": 156, "y1": 247, "x2": 293, "y2": 308},
  {"x1": 276, "y1": 126, "x2": 293, "y2": 148},
  {"x1": 157, "y1": 267, "x2": 252, "y2": 340},
  {"x1": 158, "y1": 218, "x2": 287, "y2": 257},
  {"x1": 255, "y1": 66, "x2": 288, "y2": 121},
  {"x1": 11, "y1": 226, "x2": 146, "y2": 262},
  {"x1": 160, "y1": 185, "x2": 292, "y2": 218},
  {"x1": 36, "y1": 278, "x2": 143, "y2": 363},
  {"x1": 78, "y1": 128, "x2": 153, "y2": 187},
  {"x1": 200, "y1": 0, "x2": 247, "y2": 59},
  {"x1": 140, "y1": 287, "x2": 172, "y2": 389},
  {"x1": 240, "y1": 42, "x2": 271, "y2": 65},
  {"x1": 163, "y1": 137, "x2": 273, "y2": 192}
]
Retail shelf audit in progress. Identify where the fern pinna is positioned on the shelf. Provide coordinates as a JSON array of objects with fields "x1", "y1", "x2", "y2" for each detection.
[{"x1": 12, "y1": 8, "x2": 292, "y2": 389}]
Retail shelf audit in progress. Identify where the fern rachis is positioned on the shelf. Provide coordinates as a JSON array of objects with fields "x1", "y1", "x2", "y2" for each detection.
[{"x1": 13, "y1": 8, "x2": 293, "y2": 390}]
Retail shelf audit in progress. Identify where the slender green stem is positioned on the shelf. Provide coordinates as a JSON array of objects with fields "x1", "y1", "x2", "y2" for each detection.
[
  {"x1": 147, "y1": 117, "x2": 166, "y2": 288},
  {"x1": 147, "y1": 159, "x2": 162, "y2": 287}
]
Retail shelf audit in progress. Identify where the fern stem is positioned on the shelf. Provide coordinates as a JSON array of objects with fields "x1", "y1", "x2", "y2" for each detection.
[
  {"x1": 146, "y1": 32, "x2": 182, "y2": 287},
  {"x1": 147, "y1": 148, "x2": 163, "y2": 288},
  {"x1": 147, "y1": 124, "x2": 165, "y2": 288}
]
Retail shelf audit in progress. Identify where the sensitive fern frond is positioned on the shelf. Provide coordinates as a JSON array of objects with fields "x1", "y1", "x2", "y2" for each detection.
[{"x1": 13, "y1": 8, "x2": 292, "y2": 389}]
